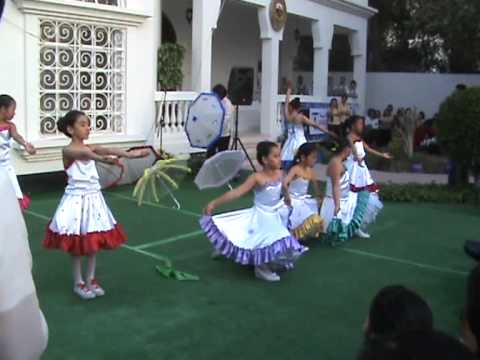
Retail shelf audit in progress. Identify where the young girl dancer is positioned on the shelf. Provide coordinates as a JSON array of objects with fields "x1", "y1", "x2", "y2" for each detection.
[
  {"x1": 201, "y1": 141, "x2": 306, "y2": 282},
  {"x1": 320, "y1": 138, "x2": 369, "y2": 245},
  {"x1": 283, "y1": 142, "x2": 323, "y2": 241},
  {"x1": 0, "y1": 95, "x2": 36, "y2": 209},
  {"x1": 281, "y1": 82, "x2": 336, "y2": 171},
  {"x1": 43, "y1": 110, "x2": 148, "y2": 299},
  {"x1": 344, "y1": 115, "x2": 391, "y2": 238}
]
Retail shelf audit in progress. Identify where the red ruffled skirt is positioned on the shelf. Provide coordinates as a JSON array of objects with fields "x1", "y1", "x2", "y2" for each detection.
[{"x1": 43, "y1": 190, "x2": 127, "y2": 256}]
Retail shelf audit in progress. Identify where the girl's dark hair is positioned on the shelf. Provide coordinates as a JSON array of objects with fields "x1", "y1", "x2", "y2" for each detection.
[
  {"x1": 256, "y1": 141, "x2": 278, "y2": 165},
  {"x1": 212, "y1": 84, "x2": 227, "y2": 100},
  {"x1": 334, "y1": 137, "x2": 351, "y2": 154},
  {"x1": 289, "y1": 97, "x2": 301, "y2": 111},
  {"x1": 0, "y1": 94, "x2": 16, "y2": 109},
  {"x1": 294, "y1": 142, "x2": 317, "y2": 164},
  {"x1": 343, "y1": 115, "x2": 364, "y2": 136},
  {"x1": 367, "y1": 285, "x2": 433, "y2": 339},
  {"x1": 329, "y1": 98, "x2": 338, "y2": 107},
  {"x1": 57, "y1": 110, "x2": 86, "y2": 138}
]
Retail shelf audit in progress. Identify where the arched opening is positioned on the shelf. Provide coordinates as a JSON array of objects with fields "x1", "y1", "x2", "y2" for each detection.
[{"x1": 162, "y1": 13, "x2": 177, "y2": 44}]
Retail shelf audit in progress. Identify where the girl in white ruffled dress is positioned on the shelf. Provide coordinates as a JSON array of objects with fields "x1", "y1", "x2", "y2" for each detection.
[
  {"x1": 283, "y1": 142, "x2": 323, "y2": 241},
  {"x1": 43, "y1": 110, "x2": 148, "y2": 300},
  {"x1": 201, "y1": 141, "x2": 306, "y2": 282},
  {"x1": 320, "y1": 139, "x2": 371, "y2": 245},
  {"x1": 344, "y1": 116, "x2": 391, "y2": 238},
  {"x1": 281, "y1": 82, "x2": 335, "y2": 171},
  {"x1": 0, "y1": 95, "x2": 37, "y2": 209}
]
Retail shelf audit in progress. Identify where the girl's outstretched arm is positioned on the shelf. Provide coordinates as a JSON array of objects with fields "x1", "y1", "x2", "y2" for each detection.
[
  {"x1": 329, "y1": 161, "x2": 342, "y2": 215},
  {"x1": 364, "y1": 142, "x2": 392, "y2": 159},
  {"x1": 301, "y1": 115, "x2": 337, "y2": 138},
  {"x1": 284, "y1": 82, "x2": 292, "y2": 119},
  {"x1": 90, "y1": 145, "x2": 149, "y2": 159},
  {"x1": 204, "y1": 174, "x2": 258, "y2": 215},
  {"x1": 9, "y1": 124, "x2": 36, "y2": 155},
  {"x1": 311, "y1": 169, "x2": 323, "y2": 199},
  {"x1": 282, "y1": 165, "x2": 299, "y2": 207},
  {"x1": 63, "y1": 146, "x2": 117, "y2": 165}
]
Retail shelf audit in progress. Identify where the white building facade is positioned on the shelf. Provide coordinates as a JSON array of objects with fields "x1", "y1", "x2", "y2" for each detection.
[{"x1": 0, "y1": 0, "x2": 376, "y2": 174}]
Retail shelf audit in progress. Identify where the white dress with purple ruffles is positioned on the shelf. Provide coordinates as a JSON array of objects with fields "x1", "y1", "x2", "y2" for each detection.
[{"x1": 200, "y1": 180, "x2": 305, "y2": 266}]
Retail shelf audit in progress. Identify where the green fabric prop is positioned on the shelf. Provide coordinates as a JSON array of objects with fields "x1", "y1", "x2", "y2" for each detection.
[{"x1": 156, "y1": 265, "x2": 200, "y2": 281}]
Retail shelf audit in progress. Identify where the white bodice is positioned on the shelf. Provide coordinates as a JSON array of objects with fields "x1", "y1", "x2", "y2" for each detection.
[
  {"x1": 65, "y1": 160, "x2": 101, "y2": 194},
  {"x1": 254, "y1": 180, "x2": 283, "y2": 207},
  {"x1": 0, "y1": 125, "x2": 12, "y2": 164},
  {"x1": 287, "y1": 122, "x2": 305, "y2": 139},
  {"x1": 325, "y1": 169, "x2": 350, "y2": 200},
  {"x1": 352, "y1": 141, "x2": 366, "y2": 160},
  {"x1": 289, "y1": 177, "x2": 309, "y2": 197}
]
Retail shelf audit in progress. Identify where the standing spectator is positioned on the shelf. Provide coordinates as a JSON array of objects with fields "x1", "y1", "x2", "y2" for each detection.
[
  {"x1": 381, "y1": 104, "x2": 394, "y2": 129},
  {"x1": 365, "y1": 109, "x2": 380, "y2": 130},
  {"x1": 207, "y1": 84, "x2": 233, "y2": 158},
  {"x1": 338, "y1": 95, "x2": 352, "y2": 125},
  {"x1": 348, "y1": 80, "x2": 358, "y2": 99},
  {"x1": 335, "y1": 76, "x2": 348, "y2": 96},
  {"x1": 296, "y1": 75, "x2": 309, "y2": 95},
  {"x1": 328, "y1": 98, "x2": 342, "y2": 136}
]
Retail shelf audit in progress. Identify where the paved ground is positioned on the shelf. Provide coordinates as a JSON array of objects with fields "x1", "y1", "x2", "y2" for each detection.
[{"x1": 241, "y1": 133, "x2": 448, "y2": 185}]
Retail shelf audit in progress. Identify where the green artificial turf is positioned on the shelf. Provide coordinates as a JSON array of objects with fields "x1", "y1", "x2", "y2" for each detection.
[{"x1": 19, "y1": 173, "x2": 480, "y2": 360}]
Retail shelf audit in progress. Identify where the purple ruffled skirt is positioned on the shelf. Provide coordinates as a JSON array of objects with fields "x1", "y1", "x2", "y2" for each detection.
[{"x1": 200, "y1": 203, "x2": 306, "y2": 266}]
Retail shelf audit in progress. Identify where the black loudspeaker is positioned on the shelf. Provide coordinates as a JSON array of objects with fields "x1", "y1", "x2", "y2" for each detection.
[{"x1": 228, "y1": 67, "x2": 254, "y2": 106}]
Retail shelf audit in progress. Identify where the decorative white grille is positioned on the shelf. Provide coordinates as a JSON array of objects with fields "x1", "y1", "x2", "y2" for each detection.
[
  {"x1": 39, "y1": 19, "x2": 126, "y2": 136},
  {"x1": 78, "y1": 0, "x2": 125, "y2": 6}
]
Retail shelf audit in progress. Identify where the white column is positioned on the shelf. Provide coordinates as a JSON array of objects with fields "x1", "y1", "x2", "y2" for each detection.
[
  {"x1": 350, "y1": 30, "x2": 368, "y2": 114},
  {"x1": 311, "y1": 21, "x2": 333, "y2": 100},
  {"x1": 191, "y1": 0, "x2": 221, "y2": 92},
  {"x1": 258, "y1": 7, "x2": 283, "y2": 137},
  {"x1": 153, "y1": 0, "x2": 162, "y2": 91}
]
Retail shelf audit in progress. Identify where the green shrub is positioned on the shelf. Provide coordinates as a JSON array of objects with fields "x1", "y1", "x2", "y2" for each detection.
[
  {"x1": 379, "y1": 183, "x2": 480, "y2": 205},
  {"x1": 438, "y1": 87, "x2": 480, "y2": 184}
]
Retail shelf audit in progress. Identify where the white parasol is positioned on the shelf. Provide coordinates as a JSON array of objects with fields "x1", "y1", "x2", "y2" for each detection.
[{"x1": 194, "y1": 150, "x2": 246, "y2": 190}]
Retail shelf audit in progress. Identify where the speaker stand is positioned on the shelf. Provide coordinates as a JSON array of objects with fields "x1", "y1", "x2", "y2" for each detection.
[{"x1": 231, "y1": 105, "x2": 256, "y2": 172}]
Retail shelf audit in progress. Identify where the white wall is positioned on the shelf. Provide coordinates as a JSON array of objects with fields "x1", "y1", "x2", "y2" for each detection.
[
  {"x1": 365, "y1": 72, "x2": 480, "y2": 117},
  {"x1": 0, "y1": 1, "x2": 27, "y2": 137},
  {"x1": 1, "y1": 0, "x2": 157, "y2": 174}
]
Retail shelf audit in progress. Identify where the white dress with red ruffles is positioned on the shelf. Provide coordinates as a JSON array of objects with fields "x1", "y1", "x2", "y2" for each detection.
[
  {"x1": 0, "y1": 123, "x2": 30, "y2": 209},
  {"x1": 43, "y1": 159, "x2": 126, "y2": 256}
]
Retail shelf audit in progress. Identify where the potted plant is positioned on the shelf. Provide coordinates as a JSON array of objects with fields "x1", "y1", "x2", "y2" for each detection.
[
  {"x1": 156, "y1": 43, "x2": 186, "y2": 154},
  {"x1": 157, "y1": 43, "x2": 185, "y2": 91}
]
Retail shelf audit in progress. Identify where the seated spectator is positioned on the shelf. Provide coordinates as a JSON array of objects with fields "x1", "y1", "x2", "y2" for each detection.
[
  {"x1": 363, "y1": 285, "x2": 433, "y2": 340},
  {"x1": 462, "y1": 265, "x2": 480, "y2": 356},
  {"x1": 358, "y1": 330, "x2": 476, "y2": 360}
]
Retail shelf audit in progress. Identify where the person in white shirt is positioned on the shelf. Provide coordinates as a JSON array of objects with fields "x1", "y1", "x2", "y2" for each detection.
[{"x1": 207, "y1": 84, "x2": 234, "y2": 158}]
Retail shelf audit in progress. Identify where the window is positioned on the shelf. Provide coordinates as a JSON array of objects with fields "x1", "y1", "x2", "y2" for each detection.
[{"x1": 39, "y1": 19, "x2": 126, "y2": 136}]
